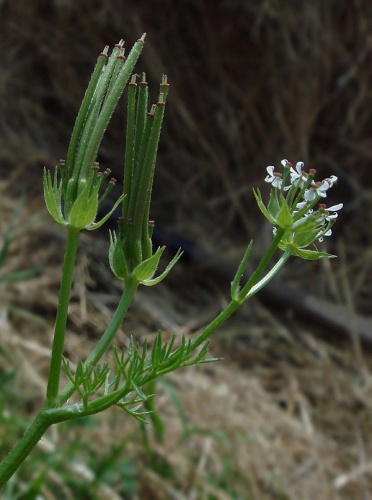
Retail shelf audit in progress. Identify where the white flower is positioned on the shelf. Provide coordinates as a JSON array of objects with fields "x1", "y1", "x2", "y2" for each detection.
[
  {"x1": 316, "y1": 203, "x2": 343, "y2": 242},
  {"x1": 317, "y1": 227, "x2": 333, "y2": 242},
  {"x1": 324, "y1": 203, "x2": 343, "y2": 220},
  {"x1": 304, "y1": 180, "x2": 330, "y2": 201},
  {"x1": 290, "y1": 161, "x2": 307, "y2": 187},
  {"x1": 281, "y1": 159, "x2": 292, "y2": 168},
  {"x1": 324, "y1": 175, "x2": 338, "y2": 188},
  {"x1": 316, "y1": 203, "x2": 343, "y2": 222},
  {"x1": 265, "y1": 166, "x2": 283, "y2": 188}
]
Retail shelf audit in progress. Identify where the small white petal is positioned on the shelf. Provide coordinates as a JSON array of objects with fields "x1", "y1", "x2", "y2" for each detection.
[
  {"x1": 307, "y1": 181, "x2": 330, "y2": 199},
  {"x1": 272, "y1": 177, "x2": 282, "y2": 188},
  {"x1": 318, "y1": 228, "x2": 332, "y2": 242},
  {"x1": 328, "y1": 175, "x2": 338, "y2": 186},
  {"x1": 327, "y1": 203, "x2": 343, "y2": 211},
  {"x1": 295, "y1": 161, "x2": 304, "y2": 174},
  {"x1": 304, "y1": 189, "x2": 316, "y2": 201},
  {"x1": 296, "y1": 201, "x2": 307, "y2": 209},
  {"x1": 265, "y1": 167, "x2": 275, "y2": 183}
]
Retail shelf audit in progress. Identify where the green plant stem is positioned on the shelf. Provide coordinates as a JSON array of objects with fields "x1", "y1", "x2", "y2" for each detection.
[
  {"x1": 57, "y1": 277, "x2": 139, "y2": 406},
  {"x1": 46, "y1": 226, "x2": 81, "y2": 407},
  {"x1": 0, "y1": 274, "x2": 138, "y2": 488},
  {"x1": 43, "y1": 244, "x2": 291, "y2": 420},
  {"x1": 191, "y1": 230, "x2": 288, "y2": 351},
  {"x1": 243, "y1": 248, "x2": 292, "y2": 300},
  {"x1": 0, "y1": 411, "x2": 51, "y2": 488},
  {"x1": 239, "y1": 227, "x2": 286, "y2": 298},
  {"x1": 0, "y1": 231, "x2": 289, "y2": 487}
]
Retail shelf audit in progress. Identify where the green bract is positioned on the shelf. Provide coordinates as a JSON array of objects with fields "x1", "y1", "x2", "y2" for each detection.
[{"x1": 43, "y1": 167, "x2": 124, "y2": 230}]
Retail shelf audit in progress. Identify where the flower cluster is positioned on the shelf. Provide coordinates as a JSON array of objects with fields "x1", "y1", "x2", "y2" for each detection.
[{"x1": 254, "y1": 159, "x2": 343, "y2": 260}]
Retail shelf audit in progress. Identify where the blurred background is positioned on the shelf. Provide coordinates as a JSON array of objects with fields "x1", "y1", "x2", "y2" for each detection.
[{"x1": 1, "y1": 1, "x2": 372, "y2": 498}]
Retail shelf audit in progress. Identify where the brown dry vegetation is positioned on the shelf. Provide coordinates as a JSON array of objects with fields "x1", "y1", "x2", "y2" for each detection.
[{"x1": 1, "y1": 1, "x2": 372, "y2": 498}]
